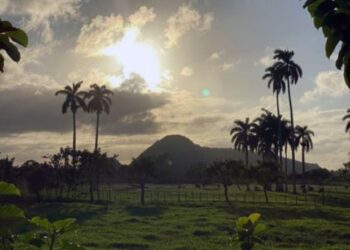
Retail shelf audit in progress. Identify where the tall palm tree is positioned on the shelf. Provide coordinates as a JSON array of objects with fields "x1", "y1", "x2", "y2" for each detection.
[
  {"x1": 86, "y1": 84, "x2": 113, "y2": 152},
  {"x1": 55, "y1": 81, "x2": 87, "y2": 163},
  {"x1": 280, "y1": 119, "x2": 291, "y2": 192},
  {"x1": 295, "y1": 125, "x2": 314, "y2": 192},
  {"x1": 343, "y1": 109, "x2": 350, "y2": 134},
  {"x1": 273, "y1": 49, "x2": 302, "y2": 194},
  {"x1": 263, "y1": 66, "x2": 286, "y2": 165}
]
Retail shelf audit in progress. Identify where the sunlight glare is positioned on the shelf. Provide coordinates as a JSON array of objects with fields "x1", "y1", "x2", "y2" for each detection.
[{"x1": 102, "y1": 27, "x2": 161, "y2": 90}]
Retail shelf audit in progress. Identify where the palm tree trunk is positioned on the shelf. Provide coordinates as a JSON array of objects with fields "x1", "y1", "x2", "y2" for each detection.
[
  {"x1": 264, "y1": 184, "x2": 269, "y2": 204},
  {"x1": 276, "y1": 95, "x2": 284, "y2": 192},
  {"x1": 141, "y1": 182, "x2": 145, "y2": 205},
  {"x1": 72, "y1": 112, "x2": 77, "y2": 166},
  {"x1": 224, "y1": 184, "x2": 230, "y2": 203},
  {"x1": 276, "y1": 94, "x2": 283, "y2": 166},
  {"x1": 287, "y1": 79, "x2": 297, "y2": 194},
  {"x1": 302, "y1": 145, "x2": 306, "y2": 193},
  {"x1": 245, "y1": 147, "x2": 250, "y2": 191},
  {"x1": 95, "y1": 112, "x2": 100, "y2": 152},
  {"x1": 285, "y1": 143, "x2": 288, "y2": 192}
]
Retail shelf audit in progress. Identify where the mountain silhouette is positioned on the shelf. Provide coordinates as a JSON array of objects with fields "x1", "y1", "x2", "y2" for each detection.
[{"x1": 140, "y1": 134, "x2": 321, "y2": 181}]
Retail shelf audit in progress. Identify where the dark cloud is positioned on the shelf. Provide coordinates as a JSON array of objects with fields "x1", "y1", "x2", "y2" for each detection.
[{"x1": 0, "y1": 85, "x2": 169, "y2": 135}]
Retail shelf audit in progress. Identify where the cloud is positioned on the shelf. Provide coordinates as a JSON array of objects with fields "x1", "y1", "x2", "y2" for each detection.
[
  {"x1": 0, "y1": 0, "x2": 81, "y2": 43},
  {"x1": 300, "y1": 71, "x2": 349, "y2": 103},
  {"x1": 75, "y1": 14, "x2": 124, "y2": 56},
  {"x1": 164, "y1": 4, "x2": 213, "y2": 48},
  {"x1": 209, "y1": 50, "x2": 224, "y2": 61},
  {"x1": 220, "y1": 62, "x2": 235, "y2": 71},
  {"x1": 200, "y1": 13, "x2": 214, "y2": 31},
  {"x1": 256, "y1": 47, "x2": 275, "y2": 67},
  {"x1": 128, "y1": 6, "x2": 156, "y2": 27},
  {"x1": 180, "y1": 67, "x2": 193, "y2": 77},
  {"x1": 75, "y1": 6, "x2": 156, "y2": 57}
]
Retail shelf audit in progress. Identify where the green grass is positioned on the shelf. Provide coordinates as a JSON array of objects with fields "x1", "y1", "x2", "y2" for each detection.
[{"x1": 16, "y1": 184, "x2": 350, "y2": 249}]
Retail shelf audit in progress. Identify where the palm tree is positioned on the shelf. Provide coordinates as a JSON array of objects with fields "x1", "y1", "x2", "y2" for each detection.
[
  {"x1": 230, "y1": 118, "x2": 255, "y2": 191},
  {"x1": 263, "y1": 66, "x2": 286, "y2": 165},
  {"x1": 343, "y1": 109, "x2": 350, "y2": 134},
  {"x1": 55, "y1": 81, "x2": 87, "y2": 163},
  {"x1": 295, "y1": 125, "x2": 314, "y2": 192},
  {"x1": 230, "y1": 118, "x2": 255, "y2": 166},
  {"x1": 273, "y1": 49, "x2": 302, "y2": 194},
  {"x1": 280, "y1": 119, "x2": 291, "y2": 192},
  {"x1": 86, "y1": 84, "x2": 113, "y2": 152}
]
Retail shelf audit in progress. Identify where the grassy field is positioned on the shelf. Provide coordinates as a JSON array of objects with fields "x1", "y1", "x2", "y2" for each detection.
[{"x1": 17, "y1": 184, "x2": 350, "y2": 250}]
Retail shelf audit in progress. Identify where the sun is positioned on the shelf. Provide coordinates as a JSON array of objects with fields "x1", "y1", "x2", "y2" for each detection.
[{"x1": 101, "y1": 27, "x2": 161, "y2": 90}]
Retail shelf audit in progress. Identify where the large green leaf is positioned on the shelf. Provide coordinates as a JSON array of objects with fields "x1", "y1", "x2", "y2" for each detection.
[
  {"x1": 325, "y1": 35, "x2": 340, "y2": 58},
  {"x1": 7, "y1": 29, "x2": 28, "y2": 47},
  {"x1": 0, "y1": 37, "x2": 21, "y2": 62},
  {"x1": 248, "y1": 213, "x2": 261, "y2": 224},
  {"x1": 53, "y1": 218, "x2": 76, "y2": 232},
  {"x1": 0, "y1": 205, "x2": 25, "y2": 220},
  {"x1": 30, "y1": 216, "x2": 52, "y2": 232},
  {"x1": 0, "y1": 181, "x2": 21, "y2": 196}
]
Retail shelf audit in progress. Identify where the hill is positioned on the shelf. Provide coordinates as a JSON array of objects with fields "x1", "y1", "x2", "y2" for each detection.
[{"x1": 141, "y1": 134, "x2": 321, "y2": 181}]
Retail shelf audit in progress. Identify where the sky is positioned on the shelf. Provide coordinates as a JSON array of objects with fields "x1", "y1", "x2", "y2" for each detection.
[{"x1": 0, "y1": 0, "x2": 349, "y2": 170}]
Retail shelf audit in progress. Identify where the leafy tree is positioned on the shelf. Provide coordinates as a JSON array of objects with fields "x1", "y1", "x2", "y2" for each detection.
[
  {"x1": 86, "y1": 84, "x2": 113, "y2": 152},
  {"x1": 0, "y1": 19, "x2": 28, "y2": 72},
  {"x1": 273, "y1": 49, "x2": 302, "y2": 194},
  {"x1": 303, "y1": 0, "x2": 350, "y2": 87},
  {"x1": 207, "y1": 160, "x2": 244, "y2": 203},
  {"x1": 186, "y1": 162, "x2": 209, "y2": 188},
  {"x1": 253, "y1": 161, "x2": 282, "y2": 204},
  {"x1": 295, "y1": 125, "x2": 315, "y2": 192},
  {"x1": 0, "y1": 156, "x2": 15, "y2": 183},
  {"x1": 232, "y1": 213, "x2": 266, "y2": 250},
  {"x1": 128, "y1": 155, "x2": 160, "y2": 205},
  {"x1": 55, "y1": 82, "x2": 87, "y2": 164},
  {"x1": 20, "y1": 160, "x2": 50, "y2": 201},
  {"x1": 77, "y1": 150, "x2": 118, "y2": 202}
]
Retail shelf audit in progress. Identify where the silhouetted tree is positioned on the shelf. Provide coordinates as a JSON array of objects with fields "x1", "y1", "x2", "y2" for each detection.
[
  {"x1": 86, "y1": 84, "x2": 113, "y2": 152},
  {"x1": 263, "y1": 65, "x2": 286, "y2": 165},
  {"x1": 230, "y1": 118, "x2": 255, "y2": 190},
  {"x1": 207, "y1": 160, "x2": 244, "y2": 204},
  {"x1": 0, "y1": 155, "x2": 15, "y2": 183},
  {"x1": 129, "y1": 155, "x2": 158, "y2": 205},
  {"x1": 186, "y1": 162, "x2": 209, "y2": 188},
  {"x1": 20, "y1": 160, "x2": 50, "y2": 201},
  {"x1": 254, "y1": 161, "x2": 281, "y2": 204},
  {"x1": 280, "y1": 119, "x2": 292, "y2": 191},
  {"x1": 295, "y1": 125, "x2": 314, "y2": 192},
  {"x1": 55, "y1": 82, "x2": 87, "y2": 164},
  {"x1": 0, "y1": 19, "x2": 28, "y2": 72},
  {"x1": 273, "y1": 49, "x2": 302, "y2": 194}
]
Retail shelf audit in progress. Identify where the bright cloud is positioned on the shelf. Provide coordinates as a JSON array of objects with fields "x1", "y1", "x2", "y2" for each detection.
[
  {"x1": 164, "y1": 4, "x2": 213, "y2": 48},
  {"x1": 180, "y1": 67, "x2": 193, "y2": 77},
  {"x1": 0, "y1": 0, "x2": 81, "y2": 43},
  {"x1": 300, "y1": 71, "x2": 349, "y2": 103}
]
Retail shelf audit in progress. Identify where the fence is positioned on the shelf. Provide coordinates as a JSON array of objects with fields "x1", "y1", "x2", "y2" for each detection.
[{"x1": 44, "y1": 188, "x2": 333, "y2": 206}]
